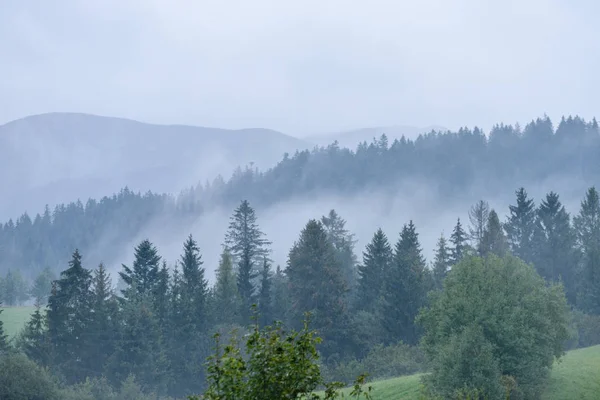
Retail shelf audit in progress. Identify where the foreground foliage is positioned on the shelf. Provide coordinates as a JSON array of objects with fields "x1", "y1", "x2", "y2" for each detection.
[
  {"x1": 190, "y1": 314, "x2": 372, "y2": 400},
  {"x1": 417, "y1": 255, "x2": 570, "y2": 399}
]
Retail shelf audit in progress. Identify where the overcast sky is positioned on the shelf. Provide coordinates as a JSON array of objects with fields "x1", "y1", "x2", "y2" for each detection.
[{"x1": 1, "y1": 0, "x2": 599, "y2": 136}]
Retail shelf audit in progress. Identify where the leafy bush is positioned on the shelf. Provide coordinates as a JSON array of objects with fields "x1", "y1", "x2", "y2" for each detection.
[
  {"x1": 417, "y1": 255, "x2": 570, "y2": 399},
  {"x1": 323, "y1": 341, "x2": 424, "y2": 384}
]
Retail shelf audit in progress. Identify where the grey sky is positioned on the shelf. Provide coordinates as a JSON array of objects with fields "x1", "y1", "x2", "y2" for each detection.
[{"x1": 1, "y1": 0, "x2": 599, "y2": 135}]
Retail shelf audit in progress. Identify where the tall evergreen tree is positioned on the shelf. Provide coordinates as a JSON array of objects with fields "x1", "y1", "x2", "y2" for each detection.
[
  {"x1": 481, "y1": 209, "x2": 509, "y2": 257},
  {"x1": 468, "y1": 200, "x2": 490, "y2": 255},
  {"x1": 504, "y1": 187, "x2": 536, "y2": 263},
  {"x1": 212, "y1": 249, "x2": 241, "y2": 326},
  {"x1": 381, "y1": 220, "x2": 427, "y2": 345},
  {"x1": 321, "y1": 209, "x2": 358, "y2": 292},
  {"x1": 154, "y1": 261, "x2": 170, "y2": 328},
  {"x1": 119, "y1": 239, "x2": 161, "y2": 300},
  {"x1": 532, "y1": 191, "x2": 577, "y2": 303},
  {"x1": 356, "y1": 228, "x2": 392, "y2": 311},
  {"x1": 449, "y1": 218, "x2": 467, "y2": 265},
  {"x1": 258, "y1": 257, "x2": 273, "y2": 327},
  {"x1": 87, "y1": 263, "x2": 119, "y2": 377},
  {"x1": 0, "y1": 302, "x2": 9, "y2": 352},
  {"x1": 46, "y1": 249, "x2": 93, "y2": 383},
  {"x1": 224, "y1": 200, "x2": 271, "y2": 325},
  {"x1": 17, "y1": 299, "x2": 50, "y2": 365},
  {"x1": 270, "y1": 265, "x2": 289, "y2": 324},
  {"x1": 432, "y1": 233, "x2": 451, "y2": 290},
  {"x1": 574, "y1": 187, "x2": 600, "y2": 314},
  {"x1": 286, "y1": 219, "x2": 350, "y2": 358},
  {"x1": 179, "y1": 234, "x2": 208, "y2": 328}
]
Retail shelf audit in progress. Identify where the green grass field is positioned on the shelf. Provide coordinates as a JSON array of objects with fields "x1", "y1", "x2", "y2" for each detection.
[
  {"x1": 325, "y1": 345, "x2": 600, "y2": 399},
  {"x1": 2, "y1": 307, "x2": 599, "y2": 398},
  {"x1": 0, "y1": 306, "x2": 36, "y2": 338}
]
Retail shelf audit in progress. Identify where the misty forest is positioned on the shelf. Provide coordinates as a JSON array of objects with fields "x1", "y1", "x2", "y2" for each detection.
[{"x1": 2, "y1": 114, "x2": 600, "y2": 400}]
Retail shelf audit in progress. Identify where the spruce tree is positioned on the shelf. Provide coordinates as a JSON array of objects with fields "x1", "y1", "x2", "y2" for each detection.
[
  {"x1": 270, "y1": 265, "x2": 289, "y2": 324},
  {"x1": 574, "y1": 187, "x2": 600, "y2": 314},
  {"x1": 504, "y1": 187, "x2": 536, "y2": 263},
  {"x1": 89, "y1": 263, "x2": 118, "y2": 377},
  {"x1": 258, "y1": 257, "x2": 273, "y2": 327},
  {"x1": 381, "y1": 220, "x2": 427, "y2": 345},
  {"x1": 432, "y1": 233, "x2": 450, "y2": 290},
  {"x1": 356, "y1": 228, "x2": 392, "y2": 311},
  {"x1": 154, "y1": 261, "x2": 170, "y2": 328},
  {"x1": 46, "y1": 249, "x2": 93, "y2": 383},
  {"x1": 481, "y1": 209, "x2": 509, "y2": 257},
  {"x1": 17, "y1": 299, "x2": 50, "y2": 365},
  {"x1": 449, "y1": 218, "x2": 467, "y2": 265},
  {"x1": 532, "y1": 191, "x2": 577, "y2": 303},
  {"x1": 468, "y1": 200, "x2": 490, "y2": 255},
  {"x1": 321, "y1": 209, "x2": 358, "y2": 292},
  {"x1": 212, "y1": 249, "x2": 241, "y2": 326},
  {"x1": 0, "y1": 302, "x2": 9, "y2": 352},
  {"x1": 224, "y1": 200, "x2": 271, "y2": 325},
  {"x1": 119, "y1": 239, "x2": 161, "y2": 300},
  {"x1": 179, "y1": 234, "x2": 208, "y2": 328},
  {"x1": 286, "y1": 219, "x2": 350, "y2": 358}
]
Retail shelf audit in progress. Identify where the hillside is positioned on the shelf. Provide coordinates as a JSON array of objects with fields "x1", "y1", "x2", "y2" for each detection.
[
  {"x1": 328, "y1": 345, "x2": 600, "y2": 399},
  {"x1": 0, "y1": 112, "x2": 311, "y2": 219}
]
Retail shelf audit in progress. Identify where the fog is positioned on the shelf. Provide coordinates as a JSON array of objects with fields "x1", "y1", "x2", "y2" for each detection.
[
  {"x1": 2, "y1": 0, "x2": 600, "y2": 135},
  {"x1": 105, "y1": 173, "x2": 594, "y2": 285}
]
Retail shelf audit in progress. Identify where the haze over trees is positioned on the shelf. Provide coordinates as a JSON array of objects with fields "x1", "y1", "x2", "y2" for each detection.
[{"x1": 1, "y1": 113, "x2": 600, "y2": 398}]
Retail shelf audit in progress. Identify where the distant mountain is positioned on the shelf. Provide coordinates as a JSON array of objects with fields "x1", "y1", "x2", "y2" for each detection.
[
  {"x1": 0, "y1": 112, "x2": 311, "y2": 218},
  {"x1": 305, "y1": 125, "x2": 448, "y2": 149}
]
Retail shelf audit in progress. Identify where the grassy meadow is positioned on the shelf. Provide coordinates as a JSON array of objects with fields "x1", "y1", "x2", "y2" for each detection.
[
  {"x1": 0, "y1": 306, "x2": 36, "y2": 338},
  {"x1": 2, "y1": 306, "x2": 599, "y2": 399}
]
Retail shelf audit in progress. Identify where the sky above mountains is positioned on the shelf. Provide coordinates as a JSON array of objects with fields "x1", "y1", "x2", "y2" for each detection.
[{"x1": 2, "y1": 0, "x2": 599, "y2": 135}]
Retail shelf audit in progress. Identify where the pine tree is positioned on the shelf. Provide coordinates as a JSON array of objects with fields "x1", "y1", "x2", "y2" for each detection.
[
  {"x1": 0, "y1": 302, "x2": 9, "y2": 352},
  {"x1": 533, "y1": 191, "x2": 577, "y2": 303},
  {"x1": 504, "y1": 187, "x2": 536, "y2": 263},
  {"x1": 119, "y1": 239, "x2": 161, "y2": 300},
  {"x1": 449, "y1": 218, "x2": 467, "y2": 265},
  {"x1": 356, "y1": 228, "x2": 392, "y2": 311},
  {"x1": 574, "y1": 187, "x2": 600, "y2": 314},
  {"x1": 381, "y1": 221, "x2": 427, "y2": 345},
  {"x1": 481, "y1": 209, "x2": 509, "y2": 257},
  {"x1": 89, "y1": 263, "x2": 119, "y2": 377},
  {"x1": 468, "y1": 200, "x2": 490, "y2": 255},
  {"x1": 432, "y1": 233, "x2": 451, "y2": 290},
  {"x1": 46, "y1": 249, "x2": 93, "y2": 383},
  {"x1": 224, "y1": 200, "x2": 271, "y2": 325},
  {"x1": 321, "y1": 209, "x2": 358, "y2": 292},
  {"x1": 179, "y1": 234, "x2": 208, "y2": 328},
  {"x1": 286, "y1": 219, "x2": 350, "y2": 358},
  {"x1": 212, "y1": 249, "x2": 241, "y2": 326},
  {"x1": 258, "y1": 257, "x2": 273, "y2": 327},
  {"x1": 17, "y1": 299, "x2": 50, "y2": 364}
]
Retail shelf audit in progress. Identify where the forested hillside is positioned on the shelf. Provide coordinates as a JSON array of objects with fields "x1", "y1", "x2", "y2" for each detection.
[{"x1": 1, "y1": 114, "x2": 599, "y2": 282}]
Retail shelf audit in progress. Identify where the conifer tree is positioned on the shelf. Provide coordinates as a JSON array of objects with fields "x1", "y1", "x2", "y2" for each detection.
[
  {"x1": 286, "y1": 219, "x2": 350, "y2": 358},
  {"x1": 270, "y1": 265, "x2": 289, "y2": 324},
  {"x1": 154, "y1": 261, "x2": 170, "y2": 328},
  {"x1": 321, "y1": 209, "x2": 358, "y2": 291},
  {"x1": 89, "y1": 263, "x2": 118, "y2": 377},
  {"x1": 356, "y1": 228, "x2": 392, "y2": 311},
  {"x1": 0, "y1": 302, "x2": 9, "y2": 352},
  {"x1": 212, "y1": 249, "x2": 241, "y2": 326},
  {"x1": 432, "y1": 233, "x2": 450, "y2": 290},
  {"x1": 46, "y1": 249, "x2": 93, "y2": 383},
  {"x1": 381, "y1": 221, "x2": 427, "y2": 345},
  {"x1": 119, "y1": 239, "x2": 161, "y2": 300},
  {"x1": 504, "y1": 187, "x2": 536, "y2": 263},
  {"x1": 532, "y1": 191, "x2": 577, "y2": 303},
  {"x1": 179, "y1": 234, "x2": 208, "y2": 328},
  {"x1": 574, "y1": 187, "x2": 600, "y2": 314},
  {"x1": 468, "y1": 200, "x2": 490, "y2": 255},
  {"x1": 449, "y1": 218, "x2": 467, "y2": 265},
  {"x1": 224, "y1": 200, "x2": 271, "y2": 325},
  {"x1": 30, "y1": 267, "x2": 55, "y2": 306},
  {"x1": 17, "y1": 299, "x2": 50, "y2": 365},
  {"x1": 481, "y1": 209, "x2": 509, "y2": 257},
  {"x1": 258, "y1": 257, "x2": 273, "y2": 327}
]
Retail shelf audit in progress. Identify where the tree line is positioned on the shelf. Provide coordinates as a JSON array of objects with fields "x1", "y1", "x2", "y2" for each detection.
[
  {"x1": 2, "y1": 113, "x2": 600, "y2": 280},
  {"x1": 1, "y1": 184, "x2": 599, "y2": 398}
]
